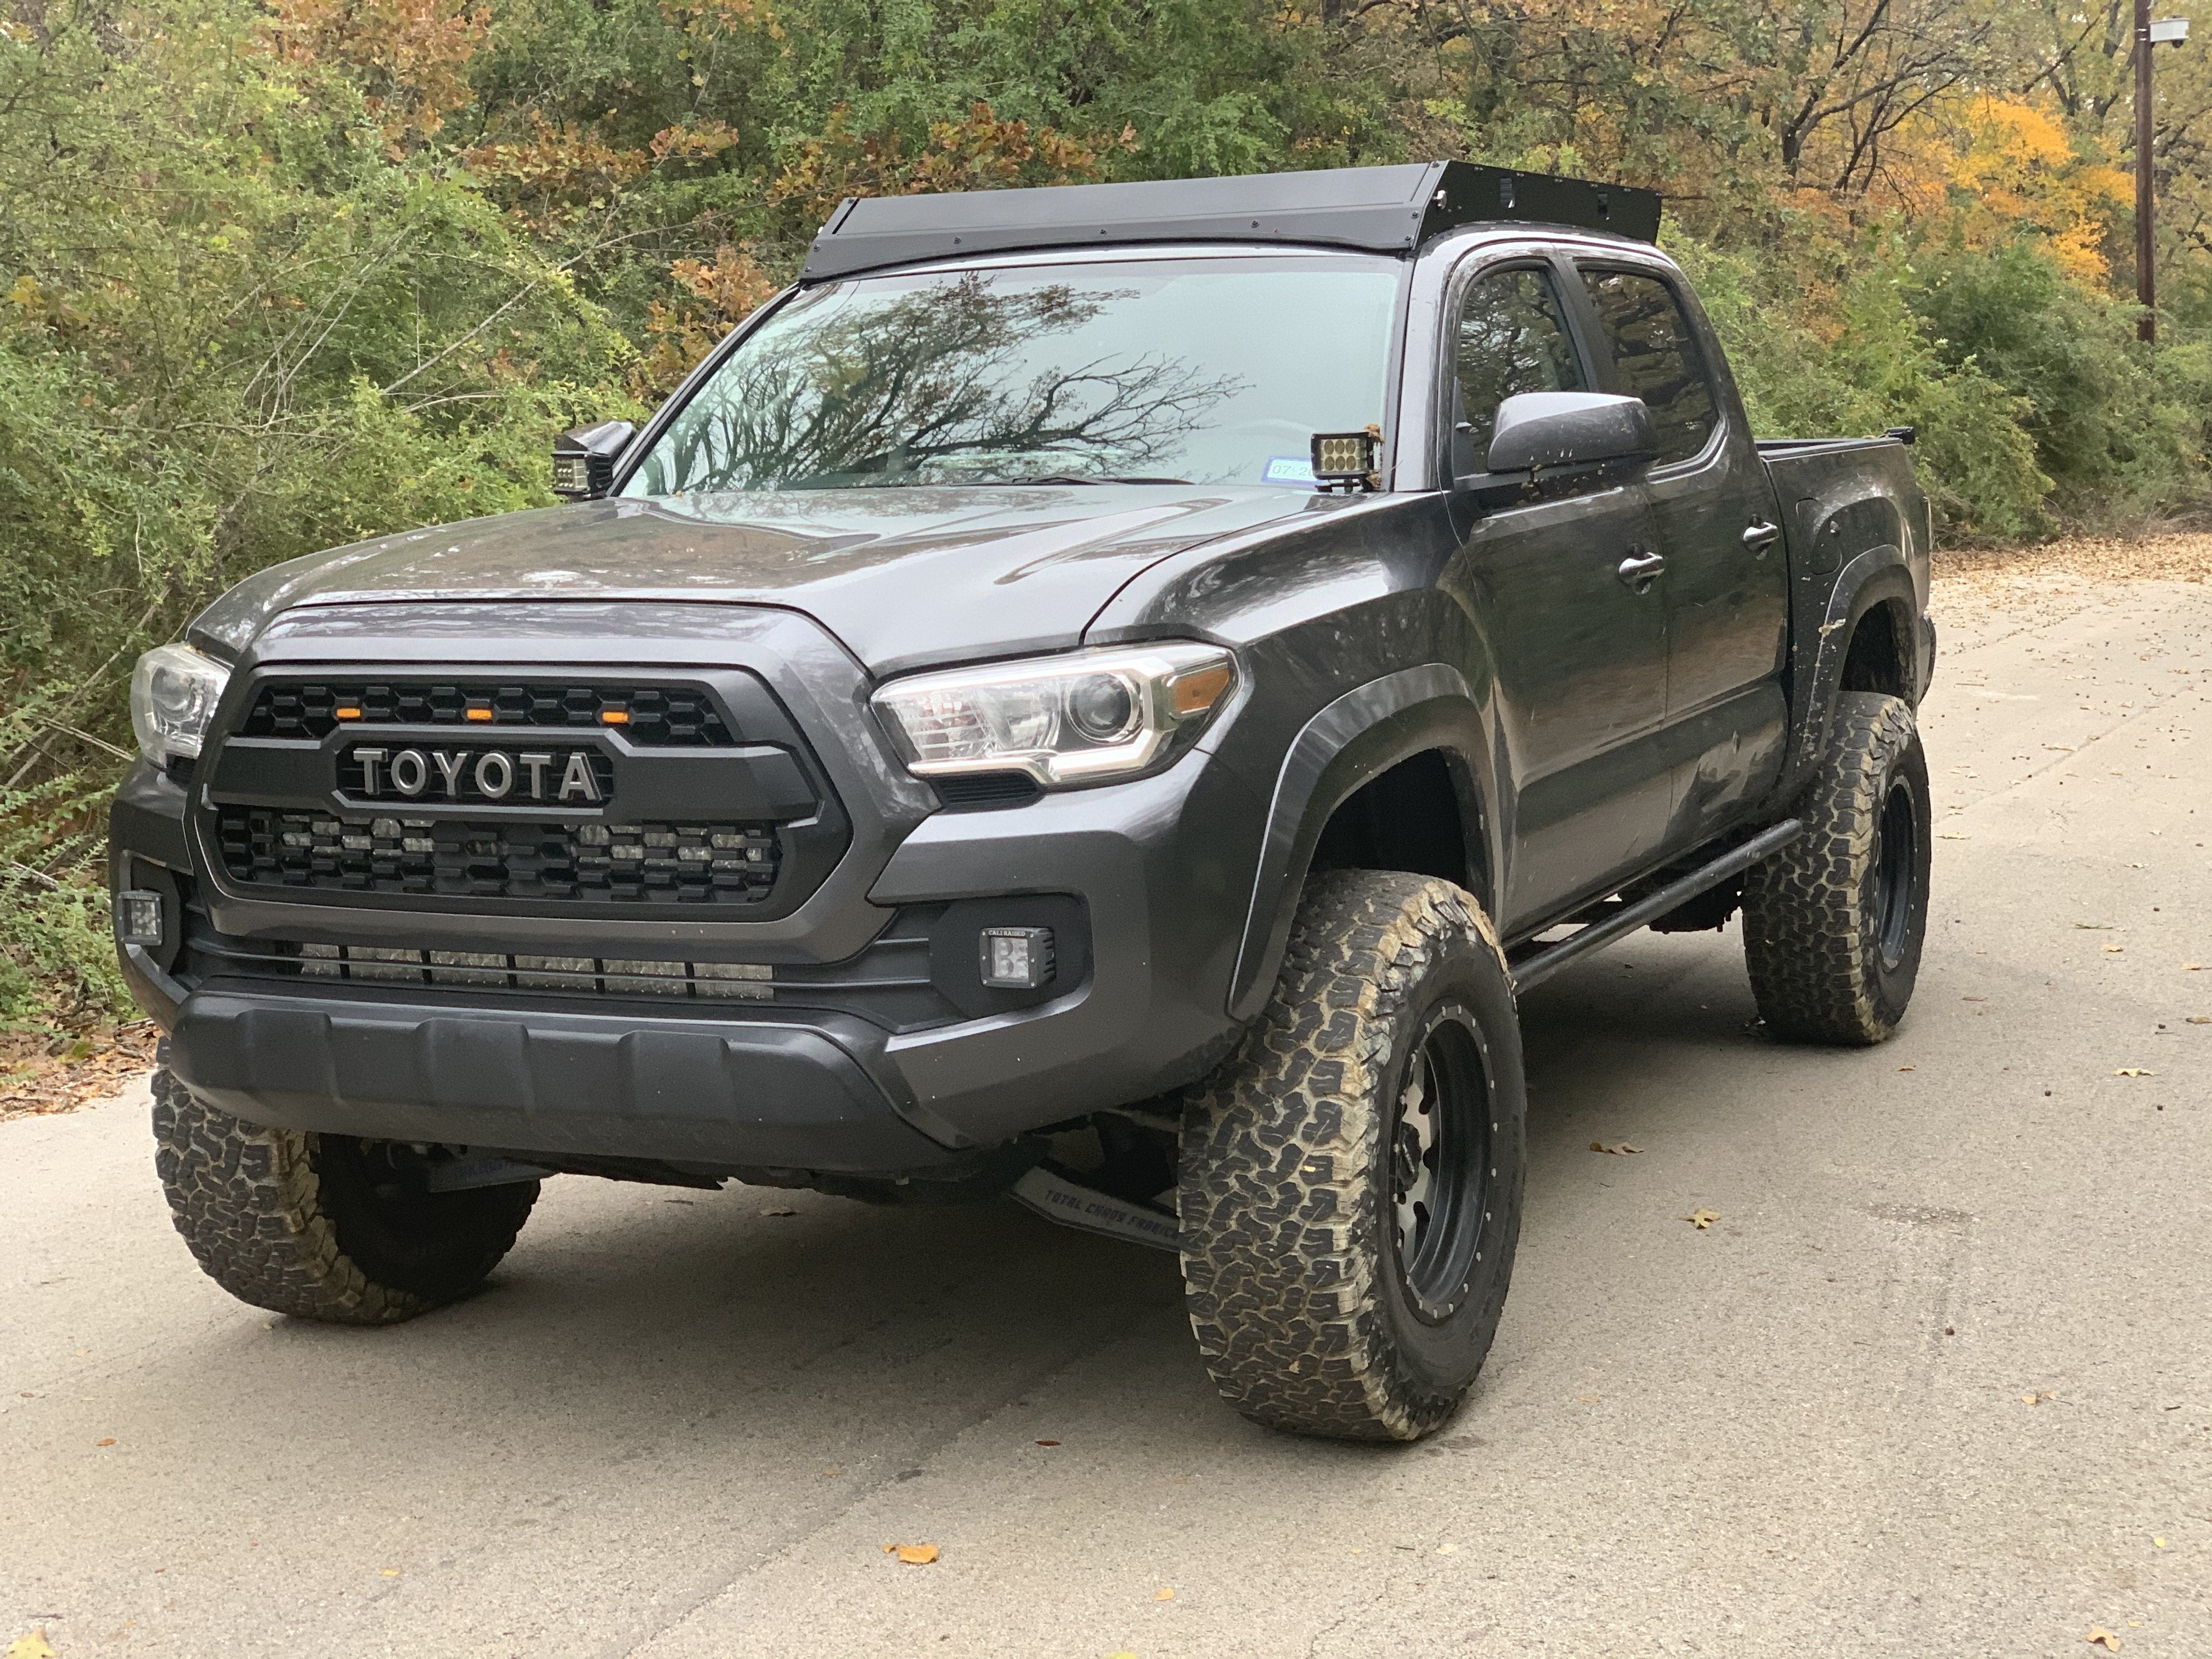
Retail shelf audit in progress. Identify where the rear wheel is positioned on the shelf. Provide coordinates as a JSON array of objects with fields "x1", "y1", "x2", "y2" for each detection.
[
  {"x1": 1742, "y1": 690, "x2": 1932, "y2": 1044},
  {"x1": 152, "y1": 1063, "x2": 538, "y2": 1324},
  {"x1": 1178, "y1": 870, "x2": 1526, "y2": 1442}
]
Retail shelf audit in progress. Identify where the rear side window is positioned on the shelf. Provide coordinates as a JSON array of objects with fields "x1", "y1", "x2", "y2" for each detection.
[
  {"x1": 1452, "y1": 267, "x2": 1585, "y2": 466},
  {"x1": 1578, "y1": 269, "x2": 1718, "y2": 465}
]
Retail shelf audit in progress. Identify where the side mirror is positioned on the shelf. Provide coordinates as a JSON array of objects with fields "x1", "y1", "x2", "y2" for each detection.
[
  {"x1": 1483, "y1": 392, "x2": 1656, "y2": 476},
  {"x1": 552, "y1": 420, "x2": 637, "y2": 501}
]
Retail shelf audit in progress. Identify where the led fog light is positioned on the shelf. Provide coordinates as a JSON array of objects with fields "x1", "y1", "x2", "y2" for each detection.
[
  {"x1": 116, "y1": 889, "x2": 165, "y2": 946},
  {"x1": 980, "y1": 927, "x2": 1055, "y2": 990}
]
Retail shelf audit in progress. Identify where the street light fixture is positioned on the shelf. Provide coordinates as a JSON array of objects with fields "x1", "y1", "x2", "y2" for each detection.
[{"x1": 2135, "y1": 8, "x2": 2192, "y2": 342}]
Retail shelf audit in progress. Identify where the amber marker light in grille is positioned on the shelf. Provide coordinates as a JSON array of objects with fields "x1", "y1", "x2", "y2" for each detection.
[
  {"x1": 465, "y1": 704, "x2": 494, "y2": 721},
  {"x1": 335, "y1": 705, "x2": 363, "y2": 720},
  {"x1": 600, "y1": 708, "x2": 630, "y2": 725}
]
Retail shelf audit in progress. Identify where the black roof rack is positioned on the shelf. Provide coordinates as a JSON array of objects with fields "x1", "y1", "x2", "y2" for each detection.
[{"x1": 800, "y1": 161, "x2": 1661, "y2": 281}]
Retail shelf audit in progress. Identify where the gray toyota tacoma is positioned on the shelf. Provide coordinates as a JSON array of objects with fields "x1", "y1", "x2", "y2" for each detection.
[{"x1": 111, "y1": 162, "x2": 1933, "y2": 1442}]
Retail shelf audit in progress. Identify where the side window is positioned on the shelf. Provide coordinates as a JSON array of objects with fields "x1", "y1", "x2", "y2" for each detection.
[
  {"x1": 1578, "y1": 269, "x2": 1718, "y2": 465},
  {"x1": 1452, "y1": 266, "x2": 1585, "y2": 468}
]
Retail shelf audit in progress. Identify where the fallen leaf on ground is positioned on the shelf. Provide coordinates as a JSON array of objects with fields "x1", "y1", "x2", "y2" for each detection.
[
  {"x1": 2086, "y1": 1628, "x2": 2120, "y2": 1650},
  {"x1": 7, "y1": 1632, "x2": 58, "y2": 1659},
  {"x1": 1897, "y1": 1065, "x2": 1916, "y2": 1072},
  {"x1": 1685, "y1": 1209, "x2": 1719, "y2": 1229},
  {"x1": 1588, "y1": 1141, "x2": 1641, "y2": 1154},
  {"x1": 2154, "y1": 1536, "x2": 2168, "y2": 1548},
  {"x1": 2186, "y1": 1016, "x2": 2210, "y2": 1025},
  {"x1": 2022, "y1": 1390, "x2": 2057, "y2": 1405},
  {"x1": 1154, "y1": 1587, "x2": 1176, "y2": 1600},
  {"x1": 884, "y1": 1543, "x2": 939, "y2": 1565},
  {"x1": 380, "y1": 1568, "x2": 401, "y2": 1577},
  {"x1": 2076, "y1": 921, "x2": 2117, "y2": 929},
  {"x1": 763, "y1": 1209, "x2": 798, "y2": 1217},
  {"x1": 2115, "y1": 1068, "x2": 2154, "y2": 1077},
  {"x1": 1034, "y1": 1439, "x2": 1060, "y2": 1447},
  {"x1": 2185, "y1": 962, "x2": 2204, "y2": 972},
  {"x1": 2103, "y1": 944, "x2": 2125, "y2": 953}
]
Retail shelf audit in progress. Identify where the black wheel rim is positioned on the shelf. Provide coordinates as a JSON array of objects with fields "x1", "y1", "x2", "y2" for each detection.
[
  {"x1": 1874, "y1": 775, "x2": 1919, "y2": 972},
  {"x1": 1388, "y1": 1007, "x2": 1492, "y2": 1323},
  {"x1": 314, "y1": 1138, "x2": 491, "y2": 1286}
]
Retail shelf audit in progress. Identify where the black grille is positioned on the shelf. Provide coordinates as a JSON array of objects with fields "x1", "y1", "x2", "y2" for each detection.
[
  {"x1": 216, "y1": 807, "x2": 779, "y2": 904},
  {"x1": 288, "y1": 944, "x2": 772, "y2": 998},
  {"x1": 241, "y1": 681, "x2": 734, "y2": 747}
]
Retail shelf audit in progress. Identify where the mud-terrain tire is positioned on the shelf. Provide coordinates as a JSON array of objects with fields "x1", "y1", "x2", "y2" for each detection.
[
  {"x1": 1178, "y1": 870, "x2": 1526, "y2": 1442},
  {"x1": 1742, "y1": 690, "x2": 1932, "y2": 1045},
  {"x1": 152, "y1": 1064, "x2": 538, "y2": 1324}
]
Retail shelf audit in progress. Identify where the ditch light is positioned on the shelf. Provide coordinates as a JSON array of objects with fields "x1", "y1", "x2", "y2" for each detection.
[{"x1": 1310, "y1": 426, "x2": 1384, "y2": 493}]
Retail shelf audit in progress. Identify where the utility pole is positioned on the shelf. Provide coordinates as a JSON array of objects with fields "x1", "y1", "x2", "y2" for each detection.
[
  {"x1": 2137, "y1": 0, "x2": 2157, "y2": 342},
  {"x1": 2135, "y1": 9, "x2": 2193, "y2": 343}
]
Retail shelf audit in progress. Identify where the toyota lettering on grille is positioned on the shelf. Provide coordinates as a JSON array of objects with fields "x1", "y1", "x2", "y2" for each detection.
[{"x1": 345, "y1": 745, "x2": 604, "y2": 804}]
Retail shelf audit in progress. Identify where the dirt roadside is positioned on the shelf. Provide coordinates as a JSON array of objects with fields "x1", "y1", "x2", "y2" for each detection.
[
  {"x1": 1, "y1": 1022, "x2": 159, "y2": 1123},
  {"x1": 1934, "y1": 528, "x2": 2212, "y2": 588}
]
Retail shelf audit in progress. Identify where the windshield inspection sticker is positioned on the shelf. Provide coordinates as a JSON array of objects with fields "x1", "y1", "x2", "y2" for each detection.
[{"x1": 1263, "y1": 455, "x2": 1317, "y2": 485}]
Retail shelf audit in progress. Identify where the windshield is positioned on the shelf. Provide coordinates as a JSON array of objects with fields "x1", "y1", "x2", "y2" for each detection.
[{"x1": 620, "y1": 253, "x2": 1404, "y2": 494}]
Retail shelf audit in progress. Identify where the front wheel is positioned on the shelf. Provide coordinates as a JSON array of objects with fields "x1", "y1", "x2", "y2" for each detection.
[
  {"x1": 1178, "y1": 870, "x2": 1527, "y2": 1442},
  {"x1": 153, "y1": 1064, "x2": 538, "y2": 1324},
  {"x1": 1742, "y1": 690, "x2": 1932, "y2": 1044}
]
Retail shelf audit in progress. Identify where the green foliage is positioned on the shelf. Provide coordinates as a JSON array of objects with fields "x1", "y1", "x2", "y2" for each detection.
[
  {"x1": 1675, "y1": 231, "x2": 2052, "y2": 536},
  {"x1": 1905, "y1": 241, "x2": 2211, "y2": 522}
]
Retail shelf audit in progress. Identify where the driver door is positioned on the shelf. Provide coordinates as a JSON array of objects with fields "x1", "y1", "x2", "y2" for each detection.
[{"x1": 1437, "y1": 258, "x2": 1672, "y2": 934}]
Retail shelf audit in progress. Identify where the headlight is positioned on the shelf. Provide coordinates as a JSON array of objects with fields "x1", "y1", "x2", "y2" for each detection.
[
  {"x1": 873, "y1": 643, "x2": 1236, "y2": 788},
  {"x1": 129, "y1": 644, "x2": 231, "y2": 766}
]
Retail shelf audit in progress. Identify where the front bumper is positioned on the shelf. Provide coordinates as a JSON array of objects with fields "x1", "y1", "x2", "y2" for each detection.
[
  {"x1": 112, "y1": 606, "x2": 1265, "y2": 1172},
  {"x1": 166, "y1": 986, "x2": 961, "y2": 1174}
]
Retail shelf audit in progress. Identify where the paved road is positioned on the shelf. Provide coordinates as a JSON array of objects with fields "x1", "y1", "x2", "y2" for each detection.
[{"x1": 7, "y1": 575, "x2": 2210, "y2": 1659}]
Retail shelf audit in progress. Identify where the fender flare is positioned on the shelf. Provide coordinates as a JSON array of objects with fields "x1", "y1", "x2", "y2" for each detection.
[
  {"x1": 1226, "y1": 664, "x2": 1492, "y2": 1020},
  {"x1": 1779, "y1": 546, "x2": 1921, "y2": 800}
]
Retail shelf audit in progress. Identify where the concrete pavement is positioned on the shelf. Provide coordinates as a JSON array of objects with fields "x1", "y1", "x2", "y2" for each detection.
[{"x1": 5, "y1": 573, "x2": 2209, "y2": 1658}]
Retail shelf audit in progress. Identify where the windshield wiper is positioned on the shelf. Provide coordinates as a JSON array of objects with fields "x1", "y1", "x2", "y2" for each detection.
[{"x1": 979, "y1": 474, "x2": 1193, "y2": 487}]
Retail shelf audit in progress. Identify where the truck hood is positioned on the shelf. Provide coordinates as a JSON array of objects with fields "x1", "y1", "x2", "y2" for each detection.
[{"x1": 198, "y1": 485, "x2": 1334, "y2": 675}]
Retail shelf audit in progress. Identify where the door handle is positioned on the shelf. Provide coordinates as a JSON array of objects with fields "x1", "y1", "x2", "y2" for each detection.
[
  {"x1": 1742, "y1": 520, "x2": 1781, "y2": 555},
  {"x1": 1617, "y1": 550, "x2": 1667, "y2": 592}
]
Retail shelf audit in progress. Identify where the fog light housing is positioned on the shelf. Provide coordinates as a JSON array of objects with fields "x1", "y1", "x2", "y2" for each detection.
[
  {"x1": 980, "y1": 927, "x2": 1055, "y2": 990},
  {"x1": 116, "y1": 889, "x2": 165, "y2": 947}
]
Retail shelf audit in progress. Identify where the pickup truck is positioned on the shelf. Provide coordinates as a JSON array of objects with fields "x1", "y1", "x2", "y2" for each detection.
[{"x1": 111, "y1": 161, "x2": 1934, "y2": 1443}]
